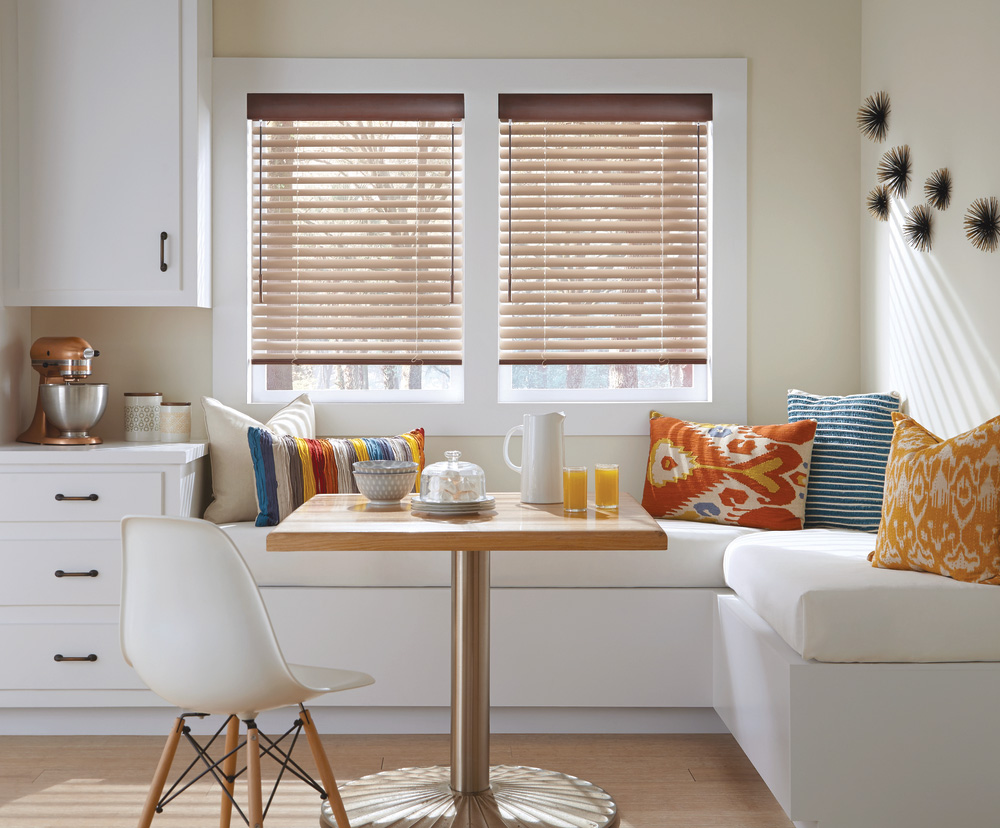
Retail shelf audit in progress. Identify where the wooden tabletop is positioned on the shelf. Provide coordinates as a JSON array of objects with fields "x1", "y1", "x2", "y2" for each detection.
[{"x1": 266, "y1": 492, "x2": 667, "y2": 553}]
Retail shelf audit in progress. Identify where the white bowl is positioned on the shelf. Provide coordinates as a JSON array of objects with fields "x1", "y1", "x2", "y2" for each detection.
[{"x1": 353, "y1": 461, "x2": 419, "y2": 504}]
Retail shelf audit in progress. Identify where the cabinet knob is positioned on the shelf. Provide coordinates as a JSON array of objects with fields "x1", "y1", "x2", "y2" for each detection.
[
  {"x1": 54, "y1": 494, "x2": 99, "y2": 502},
  {"x1": 54, "y1": 569, "x2": 99, "y2": 578},
  {"x1": 53, "y1": 654, "x2": 98, "y2": 663},
  {"x1": 160, "y1": 231, "x2": 168, "y2": 272}
]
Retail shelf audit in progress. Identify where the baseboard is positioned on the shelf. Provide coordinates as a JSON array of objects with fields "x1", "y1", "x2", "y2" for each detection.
[{"x1": 0, "y1": 706, "x2": 727, "y2": 736}]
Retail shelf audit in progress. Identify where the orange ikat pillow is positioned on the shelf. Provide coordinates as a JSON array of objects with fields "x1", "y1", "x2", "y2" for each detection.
[
  {"x1": 641, "y1": 413, "x2": 817, "y2": 530},
  {"x1": 871, "y1": 412, "x2": 1000, "y2": 584}
]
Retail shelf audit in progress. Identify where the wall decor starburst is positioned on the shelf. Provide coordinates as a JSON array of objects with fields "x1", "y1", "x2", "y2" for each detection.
[
  {"x1": 867, "y1": 185, "x2": 891, "y2": 221},
  {"x1": 964, "y1": 197, "x2": 1000, "y2": 252},
  {"x1": 857, "y1": 91, "x2": 891, "y2": 142},
  {"x1": 903, "y1": 204, "x2": 933, "y2": 252},
  {"x1": 877, "y1": 145, "x2": 911, "y2": 198},
  {"x1": 924, "y1": 168, "x2": 952, "y2": 210}
]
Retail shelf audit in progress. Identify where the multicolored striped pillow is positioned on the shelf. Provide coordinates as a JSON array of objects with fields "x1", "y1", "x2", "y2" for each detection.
[{"x1": 247, "y1": 427, "x2": 425, "y2": 526}]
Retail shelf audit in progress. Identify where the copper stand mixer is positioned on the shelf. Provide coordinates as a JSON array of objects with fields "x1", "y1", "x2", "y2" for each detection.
[{"x1": 17, "y1": 336, "x2": 108, "y2": 445}]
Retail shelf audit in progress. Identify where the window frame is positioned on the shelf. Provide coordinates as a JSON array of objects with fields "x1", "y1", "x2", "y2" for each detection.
[{"x1": 213, "y1": 58, "x2": 747, "y2": 436}]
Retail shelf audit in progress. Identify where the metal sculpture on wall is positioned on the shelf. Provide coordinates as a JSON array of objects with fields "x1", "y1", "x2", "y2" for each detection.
[
  {"x1": 877, "y1": 145, "x2": 911, "y2": 198},
  {"x1": 964, "y1": 197, "x2": 1000, "y2": 252},
  {"x1": 924, "y1": 168, "x2": 952, "y2": 211},
  {"x1": 857, "y1": 91, "x2": 891, "y2": 142},
  {"x1": 866, "y1": 185, "x2": 891, "y2": 221},
  {"x1": 903, "y1": 204, "x2": 933, "y2": 252}
]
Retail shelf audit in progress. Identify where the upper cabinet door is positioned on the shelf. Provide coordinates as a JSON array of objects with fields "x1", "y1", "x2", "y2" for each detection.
[{"x1": 11, "y1": 0, "x2": 211, "y2": 307}]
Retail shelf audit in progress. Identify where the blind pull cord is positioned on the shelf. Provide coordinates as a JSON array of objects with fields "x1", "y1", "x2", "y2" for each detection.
[
  {"x1": 542, "y1": 122, "x2": 548, "y2": 366},
  {"x1": 507, "y1": 119, "x2": 513, "y2": 303},
  {"x1": 697, "y1": 122, "x2": 702, "y2": 303},
  {"x1": 451, "y1": 122, "x2": 456, "y2": 305},
  {"x1": 257, "y1": 119, "x2": 263, "y2": 305},
  {"x1": 660, "y1": 123, "x2": 666, "y2": 363},
  {"x1": 414, "y1": 122, "x2": 421, "y2": 363}
]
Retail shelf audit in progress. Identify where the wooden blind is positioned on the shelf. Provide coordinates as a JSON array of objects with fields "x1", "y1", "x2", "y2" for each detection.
[
  {"x1": 499, "y1": 94, "x2": 710, "y2": 366},
  {"x1": 249, "y1": 94, "x2": 464, "y2": 366}
]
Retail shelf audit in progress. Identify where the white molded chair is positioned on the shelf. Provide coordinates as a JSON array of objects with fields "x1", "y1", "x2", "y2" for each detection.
[{"x1": 121, "y1": 515, "x2": 373, "y2": 828}]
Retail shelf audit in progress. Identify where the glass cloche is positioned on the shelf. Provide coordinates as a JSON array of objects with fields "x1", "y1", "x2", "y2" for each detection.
[{"x1": 420, "y1": 451, "x2": 487, "y2": 503}]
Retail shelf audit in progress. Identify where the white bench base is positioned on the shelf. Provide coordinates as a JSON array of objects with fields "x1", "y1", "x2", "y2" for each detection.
[{"x1": 714, "y1": 594, "x2": 1000, "y2": 828}]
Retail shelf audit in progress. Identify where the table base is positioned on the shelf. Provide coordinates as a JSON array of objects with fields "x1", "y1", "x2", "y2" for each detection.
[{"x1": 325, "y1": 764, "x2": 618, "y2": 828}]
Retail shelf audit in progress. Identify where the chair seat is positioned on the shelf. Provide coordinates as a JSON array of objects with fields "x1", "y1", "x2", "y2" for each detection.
[{"x1": 288, "y1": 664, "x2": 374, "y2": 695}]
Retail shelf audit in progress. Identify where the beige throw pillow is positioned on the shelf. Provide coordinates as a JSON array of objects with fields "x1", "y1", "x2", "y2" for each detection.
[{"x1": 202, "y1": 394, "x2": 315, "y2": 524}]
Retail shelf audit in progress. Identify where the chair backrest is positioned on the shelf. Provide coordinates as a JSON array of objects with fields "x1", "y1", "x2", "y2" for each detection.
[{"x1": 120, "y1": 515, "x2": 303, "y2": 717}]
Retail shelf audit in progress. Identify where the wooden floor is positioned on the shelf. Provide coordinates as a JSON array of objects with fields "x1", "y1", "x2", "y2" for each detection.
[{"x1": 0, "y1": 732, "x2": 793, "y2": 828}]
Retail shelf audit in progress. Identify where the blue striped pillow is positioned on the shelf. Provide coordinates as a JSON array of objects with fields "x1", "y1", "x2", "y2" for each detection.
[{"x1": 787, "y1": 389, "x2": 901, "y2": 532}]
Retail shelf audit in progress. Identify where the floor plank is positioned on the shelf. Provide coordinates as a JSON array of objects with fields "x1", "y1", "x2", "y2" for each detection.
[{"x1": 0, "y1": 732, "x2": 793, "y2": 828}]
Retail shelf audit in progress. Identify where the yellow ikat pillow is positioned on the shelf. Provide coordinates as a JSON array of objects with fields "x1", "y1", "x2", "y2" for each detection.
[{"x1": 871, "y1": 412, "x2": 1000, "y2": 584}]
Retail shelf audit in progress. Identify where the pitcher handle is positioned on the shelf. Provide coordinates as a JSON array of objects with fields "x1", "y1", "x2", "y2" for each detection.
[{"x1": 503, "y1": 425, "x2": 523, "y2": 473}]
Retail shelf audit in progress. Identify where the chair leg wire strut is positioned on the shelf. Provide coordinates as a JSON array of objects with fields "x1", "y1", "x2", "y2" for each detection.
[{"x1": 138, "y1": 706, "x2": 349, "y2": 828}]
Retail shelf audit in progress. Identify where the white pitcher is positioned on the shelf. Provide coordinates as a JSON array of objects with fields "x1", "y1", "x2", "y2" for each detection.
[{"x1": 503, "y1": 412, "x2": 566, "y2": 503}]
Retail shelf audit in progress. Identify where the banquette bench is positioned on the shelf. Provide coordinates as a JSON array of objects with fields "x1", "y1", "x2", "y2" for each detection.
[{"x1": 221, "y1": 517, "x2": 1000, "y2": 828}]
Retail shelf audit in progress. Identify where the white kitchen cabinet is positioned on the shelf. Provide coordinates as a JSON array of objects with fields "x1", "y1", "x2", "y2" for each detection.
[
  {"x1": 8, "y1": 0, "x2": 211, "y2": 306},
  {"x1": 0, "y1": 441, "x2": 208, "y2": 708}
]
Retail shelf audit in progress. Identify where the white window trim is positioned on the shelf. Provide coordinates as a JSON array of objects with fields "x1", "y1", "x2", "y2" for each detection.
[{"x1": 213, "y1": 58, "x2": 747, "y2": 437}]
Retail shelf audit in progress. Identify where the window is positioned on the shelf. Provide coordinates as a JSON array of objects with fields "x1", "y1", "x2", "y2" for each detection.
[
  {"x1": 216, "y1": 59, "x2": 747, "y2": 435},
  {"x1": 499, "y1": 94, "x2": 711, "y2": 400},
  {"x1": 248, "y1": 93, "x2": 464, "y2": 399}
]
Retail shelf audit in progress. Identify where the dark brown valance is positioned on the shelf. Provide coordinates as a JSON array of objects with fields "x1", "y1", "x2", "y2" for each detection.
[
  {"x1": 498, "y1": 93, "x2": 712, "y2": 123},
  {"x1": 248, "y1": 93, "x2": 465, "y2": 122}
]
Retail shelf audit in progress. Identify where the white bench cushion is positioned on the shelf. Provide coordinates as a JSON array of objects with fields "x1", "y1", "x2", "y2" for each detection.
[
  {"x1": 223, "y1": 518, "x2": 752, "y2": 588},
  {"x1": 723, "y1": 529, "x2": 1000, "y2": 662}
]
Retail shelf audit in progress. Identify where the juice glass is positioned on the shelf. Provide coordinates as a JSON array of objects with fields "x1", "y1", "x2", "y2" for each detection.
[
  {"x1": 562, "y1": 467, "x2": 588, "y2": 513},
  {"x1": 595, "y1": 463, "x2": 619, "y2": 509}
]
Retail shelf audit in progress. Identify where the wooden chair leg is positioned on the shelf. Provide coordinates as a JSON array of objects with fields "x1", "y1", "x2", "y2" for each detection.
[
  {"x1": 138, "y1": 717, "x2": 185, "y2": 828},
  {"x1": 300, "y1": 707, "x2": 351, "y2": 828},
  {"x1": 219, "y1": 716, "x2": 241, "y2": 828},
  {"x1": 246, "y1": 721, "x2": 264, "y2": 828}
]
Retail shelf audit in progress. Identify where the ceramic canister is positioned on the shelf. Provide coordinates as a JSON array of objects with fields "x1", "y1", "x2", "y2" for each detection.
[
  {"x1": 124, "y1": 392, "x2": 162, "y2": 441},
  {"x1": 159, "y1": 402, "x2": 191, "y2": 443}
]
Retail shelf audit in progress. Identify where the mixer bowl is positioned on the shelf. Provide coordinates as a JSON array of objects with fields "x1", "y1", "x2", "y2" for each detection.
[{"x1": 39, "y1": 383, "x2": 109, "y2": 437}]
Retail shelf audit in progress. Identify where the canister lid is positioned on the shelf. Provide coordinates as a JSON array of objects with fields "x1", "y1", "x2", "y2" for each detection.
[
  {"x1": 124, "y1": 392, "x2": 162, "y2": 396},
  {"x1": 160, "y1": 402, "x2": 191, "y2": 406}
]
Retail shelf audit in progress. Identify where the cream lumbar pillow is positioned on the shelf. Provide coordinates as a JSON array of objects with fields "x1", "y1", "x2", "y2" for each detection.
[{"x1": 202, "y1": 394, "x2": 315, "y2": 524}]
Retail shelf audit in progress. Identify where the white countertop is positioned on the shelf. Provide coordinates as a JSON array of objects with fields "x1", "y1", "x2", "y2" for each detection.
[{"x1": 0, "y1": 441, "x2": 208, "y2": 465}]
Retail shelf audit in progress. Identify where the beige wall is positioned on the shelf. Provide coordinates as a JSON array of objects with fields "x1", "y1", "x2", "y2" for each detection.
[
  {"x1": 860, "y1": 0, "x2": 1000, "y2": 437},
  {"x1": 25, "y1": 0, "x2": 864, "y2": 493}
]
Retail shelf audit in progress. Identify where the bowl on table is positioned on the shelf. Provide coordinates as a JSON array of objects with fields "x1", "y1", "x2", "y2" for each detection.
[{"x1": 352, "y1": 460, "x2": 419, "y2": 505}]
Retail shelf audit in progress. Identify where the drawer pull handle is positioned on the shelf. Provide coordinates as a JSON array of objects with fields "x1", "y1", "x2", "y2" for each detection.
[
  {"x1": 54, "y1": 569, "x2": 99, "y2": 578},
  {"x1": 54, "y1": 494, "x2": 99, "y2": 502},
  {"x1": 54, "y1": 654, "x2": 98, "y2": 663},
  {"x1": 160, "y1": 231, "x2": 168, "y2": 271}
]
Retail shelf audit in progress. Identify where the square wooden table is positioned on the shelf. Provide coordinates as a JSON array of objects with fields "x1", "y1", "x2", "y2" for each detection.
[{"x1": 268, "y1": 492, "x2": 667, "y2": 828}]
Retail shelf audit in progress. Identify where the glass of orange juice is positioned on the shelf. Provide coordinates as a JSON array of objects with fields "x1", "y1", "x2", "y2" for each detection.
[
  {"x1": 562, "y1": 467, "x2": 588, "y2": 513},
  {"x1": 595, "y1": 464, "x2": 619, "y2": 509}
]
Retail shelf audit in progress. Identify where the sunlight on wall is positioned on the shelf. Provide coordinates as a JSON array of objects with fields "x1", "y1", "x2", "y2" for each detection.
[{"x1": 887, "y1": 201, "x2": 1000, "y2": 436}]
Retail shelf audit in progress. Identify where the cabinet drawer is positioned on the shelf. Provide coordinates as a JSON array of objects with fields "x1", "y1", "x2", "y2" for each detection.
[
  {"x1": 0, "y1": 472, "x2": 162, "y2": 521},
  {"x1": 0, "y1": 541, "x2": 120, "y2": 605},
  {"x1": 1, "y1": 623, "x2": 145, "y2": 690}
]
